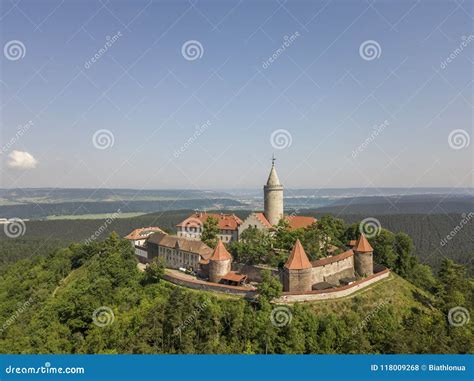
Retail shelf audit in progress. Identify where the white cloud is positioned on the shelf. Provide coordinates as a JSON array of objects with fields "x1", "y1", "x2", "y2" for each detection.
[{"x1": 7, "y1": 150, "x2": 38, "y2": 169}]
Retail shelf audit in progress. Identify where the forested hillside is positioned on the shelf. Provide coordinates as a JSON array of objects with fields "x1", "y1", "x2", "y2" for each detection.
[
  {"x1": 1, "y1": 210, "x2": 472, "y2": 273},
  {"x1": 0, "y1": 234, "x2": 472, "y2": 354}
]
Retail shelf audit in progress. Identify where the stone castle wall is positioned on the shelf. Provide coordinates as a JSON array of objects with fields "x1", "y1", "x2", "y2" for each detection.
[
  {"x1": 311, "y1": 256, "x2": 354, "y2": 284},
  {"x1": 277, "y1": 268, "x2": 390, "y2": 302},
  {"x1": 163, "y1": 271, "x2": 256, "y2": 298},
  {"x1": 232, "y1": 263, "x2": 279, "y2": 283}
]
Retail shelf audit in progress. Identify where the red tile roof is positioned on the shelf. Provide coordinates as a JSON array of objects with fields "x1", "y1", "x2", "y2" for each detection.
[
  {"x1": 354, "y1": 233, "x2": 373, "y2": 253},
  {"x1": 221, "y1": 271, "x2": 247, "y2": 283},
  {"x1": 124, "y1": 227, "x2": 166, "y2": 240},
  {"x1": 311, "y1": 249, "x2": 354, "y2": 267},
  {"x1": 284, "y1": 215, "x2": 317, "y2": 230},
  {"x1": 251, "y1": 213, "x2": 316, "y2": 229},
  {"x1": 210, "y1": 240, "x2": 232, "y2": 261},
  {"x1": 254, "y1": 212, "x2": 272, "y2": 228},
  {"x1": 177, "y1": 212, "x2": 243, "y2": 230},
  {"x1": 284, "y1": 239, "x2": 312, "y2": 270}
]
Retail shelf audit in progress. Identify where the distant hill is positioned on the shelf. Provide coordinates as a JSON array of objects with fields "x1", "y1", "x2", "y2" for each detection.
[
  {"x1": 314, "y1": 194, "x2": 474, "y2": 215},
  {"x1": 0, "y1": 199, "x2": 244, "y2": 219},
  {"x1": 1, "y1": 188, "x2": 472, "y2": 219},
  {"x1": 317, "y1": 194, "x2": 474, "y2": 215},
  {"x1": 0, "y1": 188, "x2": 233, "y2": 204}
]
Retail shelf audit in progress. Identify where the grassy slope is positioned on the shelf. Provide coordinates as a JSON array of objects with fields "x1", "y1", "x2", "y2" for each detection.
[{"x1": 308, "y1": 273, "x2": 436, "y2": 317}]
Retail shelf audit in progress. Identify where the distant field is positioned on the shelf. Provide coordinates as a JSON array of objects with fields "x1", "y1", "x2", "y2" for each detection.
[{"x1": 45, "y1": 212, "x2": 146, "y2": 220}]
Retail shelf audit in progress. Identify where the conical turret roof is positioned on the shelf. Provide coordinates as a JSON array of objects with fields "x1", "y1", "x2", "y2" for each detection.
[
  {"x1": 284, "y1": 239, "x2": 312, "y2": 270},
  {"x1": 354, "y1": 233, "x2": 373, "y2": 253},
  {"x1": 209, "y1": 239, "x2": 232, "y2": 261},
  {"x1": 266, "y1": 162, "x2": 281, "y2": 186}
]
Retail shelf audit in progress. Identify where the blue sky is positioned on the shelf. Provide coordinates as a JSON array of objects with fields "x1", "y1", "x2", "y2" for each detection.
[{"x1": 0, "y1": 0, "x2": 472, "y2": 189}]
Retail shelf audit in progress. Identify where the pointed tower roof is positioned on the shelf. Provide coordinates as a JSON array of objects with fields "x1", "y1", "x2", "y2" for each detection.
[
  {"x1": 284, "y1": 239, "x2": 312, "y2": 270},
  {"x1": 209, "y1": 239, "x2": 232, "y2": 261},
  {"x1": 266, "y1": 160, "x2": 281, "y2": 186},
  {"x1": 354, "y1": 233, "x2": 373, "y2": 253}
]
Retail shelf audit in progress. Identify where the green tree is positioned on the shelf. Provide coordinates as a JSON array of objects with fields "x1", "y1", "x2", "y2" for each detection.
[
  {"x1": 257, "y1": 269, "x2": 282, "y2": 304},
  {"x1": 274, "y1": 219, "x2": 304, "y2": 251},
  {"x1": 201, "y1": 216, "x2": 219, "y2": 248},
  {"x1": 144, "y1": 257, "x2": 165, "y2": 284},
  {"x1": 371, "y1": 229, "x2": 397, "y2": 269},
  {"x1": 393, "y1": 232, "x2": 415, "y2": 277},
  {"x1": 229, "y1": 227, "x2": 272, "y2": 264}
]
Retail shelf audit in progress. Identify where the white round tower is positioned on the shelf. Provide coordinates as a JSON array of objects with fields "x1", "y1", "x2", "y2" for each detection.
[{"x1": 264, "y1": 157, "x2": 284, "y2": 226}]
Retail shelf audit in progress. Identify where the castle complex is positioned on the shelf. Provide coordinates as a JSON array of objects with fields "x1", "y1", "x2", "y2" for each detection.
[
  {"x1": 126, "y1": 159, "x2": 389, "y2": 300},
  {"x1": 176, "y1": 158, "x2": 316, "y2": 241}
]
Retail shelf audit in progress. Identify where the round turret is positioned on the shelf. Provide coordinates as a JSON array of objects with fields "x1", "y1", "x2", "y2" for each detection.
[
  {"x1": 208, "y1": 240, "x2": 232, "y2": 283},
  {"x1": 354, "y1": 233, "x2": 374, "y2": 277},
  {"x1": 264, "y1": 159, "x2": 284, "y2": 226},
  {"x1": 282, "y1": 240, "x2": 313, "y2": 292}
]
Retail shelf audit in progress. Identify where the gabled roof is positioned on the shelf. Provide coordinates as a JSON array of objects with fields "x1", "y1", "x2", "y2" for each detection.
[
  {"x1": 209, "y1": 239, "x2": 232, "y2": 261},
  {"x1": 124, "y1": 227, "x2": 166, "y2": 240},
  {"x1": 176, "y1": 212, "x2": 243, "y2": 230},
  {"x1": 246, "y1": 213, "x2": 316, "y2": 230},
  {"x1": 354, "y1": 233, "x2": 373, "y2": 253},
  {"x1": 284, "y1": 239, "x2": 312, "y2": 270},
  {"x1": 147, "y1": 233, "x2": 213, "y2": 258},
  {"x1": 254, "y1": 212, "x2": 272, "y2": 228}
]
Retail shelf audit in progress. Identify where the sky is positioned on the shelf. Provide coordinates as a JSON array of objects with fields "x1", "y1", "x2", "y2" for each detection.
[{"x1": 0, "y1": 0, "x2": 473, "y2": 190}]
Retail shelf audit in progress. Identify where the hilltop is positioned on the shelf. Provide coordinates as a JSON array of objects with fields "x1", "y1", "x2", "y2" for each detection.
[{"x1": 0, "y1": 235, "x2": 471, "y2": 354}]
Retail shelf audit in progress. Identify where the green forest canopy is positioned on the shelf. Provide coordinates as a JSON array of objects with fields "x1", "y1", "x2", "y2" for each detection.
[{"x1": 0, "y1": 216, "x2": 472, "y2": 354}]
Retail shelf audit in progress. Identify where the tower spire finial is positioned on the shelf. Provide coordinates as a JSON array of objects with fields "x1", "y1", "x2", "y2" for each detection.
[{"x1": 272, "y1": 154, "x2": 276, "y2": 166}]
